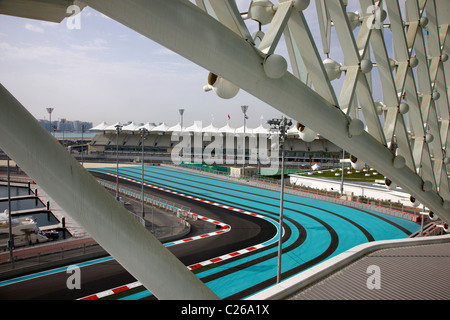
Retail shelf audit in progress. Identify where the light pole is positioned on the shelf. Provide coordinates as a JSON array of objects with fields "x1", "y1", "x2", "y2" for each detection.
[
  {"x1": 340, "y1": 149, "x2": 345, "y2": 195},
  {"x1": 46, "y1": 108, "x2": 54, "y2": 136},
  {"x1": 268, "y1": 116, "x2": 292, "y2": 284},
  {"x1": 140, "y1": 127, "x2": 148, "y2": 219},
  {"x1": 179, "y1": 109, "x2": 185, "y2": 131},
  {"x1": 7, "y1": 156, "x2": 14, "y2": 267},
  {"x1": 241, "y1": 105, "x2": 248, "y2": 176},
  {"x1": 115, "y1": 124, "x2": 122, "y2": 201},
  {"x1": 81, "y1": 124, "x2": 85, "y2": 167},
  {"x1": 60, "y1": 118, "x2": 66, "y2": 145}
]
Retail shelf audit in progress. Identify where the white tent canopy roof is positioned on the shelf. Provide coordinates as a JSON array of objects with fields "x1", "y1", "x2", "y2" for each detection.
[
  {"x1": 167, "y1": 123, "x2": 182, "y2": 132},
  {"x1": 218, "y1": 123, "x2": 235, "y2": 134},
  {"x1": 252, "y1": 124, "x2": 270, "y2": 135},
  {"x1": 94, "y1": 121, "x2": 290, "y2": 136},
  {"x1": 151, "y1": 122, "x2": 170, "y2": 132},
  {"x1": 90, "y1": 121, "x2": 109, "y2": 131},
  {"x1": 184, "y1": 121, "x2": 202, "y2": 133},
  {"x1": 234, "y1": 125, "x2": 253, "y2": 134},
  {"x1": 104, "y1": 122, "x2": 123, "y2": 131},
  {"x1": 122, "y1": 121, "x2": 141, "y2": 132},
  {"x1": 136, "y1": 122, "x2": 156, "y2": 131},
  {"x1": 202, "y1": 123, "x2": 218, "y2": 133}
]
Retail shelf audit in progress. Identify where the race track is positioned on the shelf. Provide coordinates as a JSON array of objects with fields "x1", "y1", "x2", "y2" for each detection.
[
  {"x1": 0, "y1": 165, "x2": 420, "y2": 300},
  {"x1": 90, "y1": 165, "x2": 420, "y2": 299}
]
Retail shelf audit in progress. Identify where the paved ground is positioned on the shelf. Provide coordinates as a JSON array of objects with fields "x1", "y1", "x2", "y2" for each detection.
[{"x1": 289, "y1": 240, "x2": 450, "y2": 300}]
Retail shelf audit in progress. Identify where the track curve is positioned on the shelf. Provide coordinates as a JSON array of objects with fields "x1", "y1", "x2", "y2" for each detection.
[{"x1": 89, "y1": 165, "x2": 420, "y2": 299}]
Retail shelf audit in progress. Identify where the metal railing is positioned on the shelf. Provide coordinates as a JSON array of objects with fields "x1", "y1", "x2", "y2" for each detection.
[{"x1": 96, "y1": 179, "x2": 194, "y2": 222}]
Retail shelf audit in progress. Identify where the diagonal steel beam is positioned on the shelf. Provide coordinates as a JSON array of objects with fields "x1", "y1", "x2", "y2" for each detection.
[
  {"x1": 0, "y1": 83, "x2": 219, "y2": 300},
  {"x1": 258, "y1": 1, "x2": 293, "y2": 55}
]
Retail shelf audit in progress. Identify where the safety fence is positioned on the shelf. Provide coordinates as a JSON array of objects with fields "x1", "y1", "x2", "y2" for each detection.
[{"x1": 96, "y1": 179, "x2": 195, "y2": 226}]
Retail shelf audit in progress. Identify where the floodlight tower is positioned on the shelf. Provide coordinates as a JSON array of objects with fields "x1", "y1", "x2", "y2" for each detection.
[
  {"x1": 115, "y1": 123, "x2": 123, "y2": 200},
  {"x1": 268, "y1": 116, "x2": 292, "y2": 284},
  {"x1": 140, "y1": 127, "x2": 148, "y2": 219},
  {"x1": 241, "y1": 105, "x2": 249, "y2": 174},
  {"x1": 179, "y1": 108, "x2": 185, "y2": 131}
]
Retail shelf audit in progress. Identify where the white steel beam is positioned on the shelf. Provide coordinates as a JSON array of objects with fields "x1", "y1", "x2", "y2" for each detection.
[
  {"x1": 285, "y1": 8, "x2": 338, "y2": 105},
  {"x1": 200, "y1": 0, "x2": 254, "y2": 43},
  {"x1": 0, "y1": 0, "x2": 84, "y2": 22},
  {"x1": 0, "y1": 83, "x2": 219, "y2": 300},
  {"x1": 258, "y1": 1, "x2": 293, "y2": 55},
  {"x1": 315, "y1": 0, "x2": 331, "y2": 55}
]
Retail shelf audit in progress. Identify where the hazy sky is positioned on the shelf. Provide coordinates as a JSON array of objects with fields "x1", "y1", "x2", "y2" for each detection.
[{"x1": 0, "y1": 1, "x2": 363, "y2": 129}]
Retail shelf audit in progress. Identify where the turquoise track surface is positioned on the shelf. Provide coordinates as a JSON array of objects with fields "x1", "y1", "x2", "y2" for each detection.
[{"x1": 90, "y1": 165, "x2": 420, "y2": 299}]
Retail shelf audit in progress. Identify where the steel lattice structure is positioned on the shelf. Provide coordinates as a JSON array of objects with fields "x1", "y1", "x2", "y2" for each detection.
[
  {"x1": 86, "y1": 0, "x2": 449, "y2": 224},
  {"x1": 0, "y1": 0, "x2": 449, "y2": 300},
  {"x1": 191, "y1": 0, "x2": 450, "y2": 224}
]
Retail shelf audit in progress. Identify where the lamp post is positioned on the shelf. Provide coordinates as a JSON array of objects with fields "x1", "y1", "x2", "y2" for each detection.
[
  {"x1": 241, "y1": 105, "x2": 248, "y2": 176},
  {"x1": 115, "y1": 124, "x2": 122, "y2": 201},
  {"x1": 46, "y1": 108, "x2": 54, "y2": 137},
  {"x1": 179, "y1": 109, "x2": 185, "y2": 162},
  {"x1": 140, "y1": 127, "x2": 148, "y2": 219},
  {"x1": 7, "y1": 156, "x2": 14, "y2": 267},
  {"x1": 340, "y1": 149, "x2": 345, "y2": 195},
  {"x1": 267, "y1": 116, "x2": 292, "y2": 284},
  {"x1": 81, "y1": 124, "x2": 85, "y2": 167},
  {"x1": 179, "y1": 109, "x2": 185, "y2": 131},
  {"x1": 60, "y1": 118, "x2": 66, "y2": 145}
]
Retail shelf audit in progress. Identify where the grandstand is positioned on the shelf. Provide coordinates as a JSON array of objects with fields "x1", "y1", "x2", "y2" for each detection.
[{"x1": 88, "y1": 121, "x2": 344, "y2": 169}]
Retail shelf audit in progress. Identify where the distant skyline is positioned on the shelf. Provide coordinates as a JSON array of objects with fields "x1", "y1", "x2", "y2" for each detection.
[
  {"x1": 38, "y1": 118, "x2": 93, "y2": 132},
  {"x1": 0, "y1": 1, "x2": 364, "y2": 129}
]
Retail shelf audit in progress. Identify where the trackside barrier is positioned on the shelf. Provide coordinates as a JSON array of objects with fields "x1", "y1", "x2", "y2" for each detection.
[
  {"x1": 96, "y1": 179, "x2": 194, "y2": 222},
  {"x1": 128, "y1": 210, "x2": 146, "y2": 227}
]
